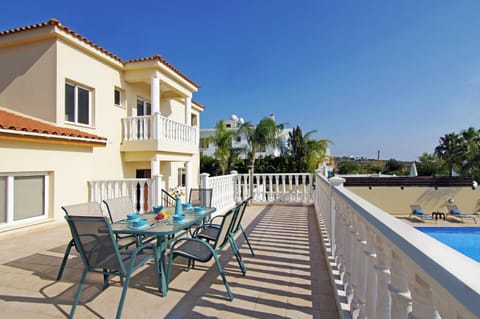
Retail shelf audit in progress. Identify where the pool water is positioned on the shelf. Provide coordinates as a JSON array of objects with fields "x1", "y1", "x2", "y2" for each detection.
[{"x1": 416, "y1": 227, "x2": 480, "y2": 262}]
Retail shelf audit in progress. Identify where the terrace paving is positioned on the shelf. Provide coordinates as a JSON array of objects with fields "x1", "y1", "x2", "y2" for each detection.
[{"x1": 0, "y1": 204, "x2": 339, "y2": 319}]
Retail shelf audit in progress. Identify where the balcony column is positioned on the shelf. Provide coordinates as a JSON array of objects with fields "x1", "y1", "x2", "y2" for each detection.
[
  {"x1": 185, "y1": 96, "x2": 192, "y2": 125},
  {"x1": 151, "y1": 158, "x2": 162, "y2": 207},
  {"x1": 151, "y1": 72, "x2": 161, "y2": 139},
  {"x1": 185, "y1": 161, "x2": 193, "y2": 202}
]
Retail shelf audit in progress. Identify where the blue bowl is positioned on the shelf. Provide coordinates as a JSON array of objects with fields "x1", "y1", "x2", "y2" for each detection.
[
  {"x1": 173, "y1": 214, "x2": 185, "y2": 222},
  {"x1": 153, "y1": 205, "x2": 163, "y2": 213},
  {"x1": 194, "y1": 206, "x2": 204, "y2": 213},
  {"x1": 127, "y1": 213, "x2": 139, "y2": 220},
  {"x1": 132, "y1": 218, "x2": 147, "y2": 227},
  {"x1": 182, "y1": 202, "x2": 192, "y2": 209}
]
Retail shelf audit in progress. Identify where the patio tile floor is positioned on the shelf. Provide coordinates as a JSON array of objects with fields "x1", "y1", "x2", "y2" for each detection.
[{"x1": 0, "y1": 204, "x2": 339, "y2": 319}]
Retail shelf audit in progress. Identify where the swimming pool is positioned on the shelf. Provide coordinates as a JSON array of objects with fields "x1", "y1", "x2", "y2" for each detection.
[{"x1": 416, "y1": 227, "x2": 480, "y2": 262}]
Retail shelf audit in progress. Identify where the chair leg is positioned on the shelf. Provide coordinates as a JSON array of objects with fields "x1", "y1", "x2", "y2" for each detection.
[
  {"x1": 56, "y1": 239, "x2": 75, "y2": 280},
  {"x1": 240, "y1": 225, "x2": 255, "y2": 256},
  {"x1": 116, "y1": 273, "x2": 132, "y2": 319},
  {"x1": 103, "y1": 269, "x2": 110, "y2": 289},
  {"x1": 229, "y1": 237, "x2": 247, "y2": 275},
  {"x1": 70, "y1": 268, "x2": 88, "y2": 318},
  {"x1": 212, "y1": 252, "x2": 234, "y2": 301}
]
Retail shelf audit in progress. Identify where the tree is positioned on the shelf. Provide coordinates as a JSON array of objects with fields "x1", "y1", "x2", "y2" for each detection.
[
  {"x1": 238, "y1": 117, "x2": 279, "y2": 174},
  {"x1": 336, "y1": 159, "x2": 360, "y2": 174},
  {"x1": 458, "y1": 127, "x2": 480, "y2": 178},
  {"x1": 305, "y1": 135, "x2": 331, "y2": 172},
  {"x1": 288, "y1": 126, "x2": 307, "y2": 172},
  {"x1": 207, "y1": 120, "x2": 237, "y2": 175},
  {"x1": 416, "y1": 153, "x2": 444, "y2": 176},
  {"x1": 434, "y1": 133, "x2": 462, "y2": 176},
  {"x1": 288, "y1": 126, "x2": 331, "y2": 173}
]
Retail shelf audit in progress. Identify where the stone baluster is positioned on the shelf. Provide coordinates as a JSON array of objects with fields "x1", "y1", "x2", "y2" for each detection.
[
  {"x1": 388, "y1": 250, "x2": 412, "y2": 319},
  {"x1": 354, "y1": 216, "x2": 368, "y2": 319},
  {"x1": 364, "y1": 226, "x2": 378, "y2": 319},
  {"x1": 409, "y1": 273, "x2": 441, "y2": 319},
  {"x1": 374, "y1": 233, "x2": 391, "y2": 319},
  {"x1": 342, "y1": 209, "x2": 355, "y2": 307}
]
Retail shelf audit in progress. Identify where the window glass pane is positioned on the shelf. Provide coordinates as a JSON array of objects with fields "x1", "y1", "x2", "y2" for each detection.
[
  {"x1": 77, "y1": 87, "x2": 90, "y2": 124},
  {"x1": 65, "y1": 84, "x2": 75, "y2": 122},
  {"x1": 114, "y1": 89, "x2": 121, "y2": 105},
  {"x1": 137, "y1": 99, "x2": 144, "y2": 116},
  {"x1": 146, "y1": 102, "x2": 151, "y2": 115},
  {"x1": 0, "y1": 177, "x2": 6, "y2": 223},
  {"x1": 14, "y1": 176, "x2": 44, "y2": 221}
]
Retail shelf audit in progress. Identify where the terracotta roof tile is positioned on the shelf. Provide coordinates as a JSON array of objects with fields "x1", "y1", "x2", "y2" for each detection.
[
  {"x1": 0, "y1": 19, "x2": 200, "y2": 88},
  {"x1": 125, "y1": 54, "x2": 200, "y2": 88},
  {"x1": 0, "y1": 109, "x2": 107, "y2": 143}
]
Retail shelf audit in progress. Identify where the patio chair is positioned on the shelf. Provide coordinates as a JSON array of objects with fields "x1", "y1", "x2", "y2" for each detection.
[
  {"x1": 188, "y1": 188, "x2": 213, "y2": 208},
  {"x1": 65, "y1": 215, "x2": 160, "y2": 319},
  {"x1": 446, "y1": 204, "x2": 477, "y2": 224},
  {"x1": 167, "y1": 207, "x2": 240, "y2": 301},
  {"x1": 103, "y1": 197, "x2": 142, "y2": 247},
  {"x1": 56, "y1": 202, "x2": 105, "y2": 280},
  {"x1": 197, "y1": 196, "x2": 255, "y2": 256},
  {"x1": 187, "y1": 188, "x2": 214, "y2": 233},
  {"x1": 409, "y1": 204, "x2": 433, "y2": 222}
]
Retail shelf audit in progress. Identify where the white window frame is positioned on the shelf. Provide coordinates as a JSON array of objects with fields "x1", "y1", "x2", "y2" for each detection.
[
  {"x1": 137, "y1": 97, "x2": 152, "y2": 116},
  {"x1": 65, "y1": 82, "x2": 92, "y2": 126},
  {"x1": 114, "y1": 87, "x2": 124, "y2": 107},
  {"x1": 0, "y1": 172, "x2": 49, "y2": 228}
]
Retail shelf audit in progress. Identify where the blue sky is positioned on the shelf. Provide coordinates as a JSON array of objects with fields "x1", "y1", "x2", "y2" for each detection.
[{"x1": 3, "y1": 1, "x2": 480, "y2": 161}]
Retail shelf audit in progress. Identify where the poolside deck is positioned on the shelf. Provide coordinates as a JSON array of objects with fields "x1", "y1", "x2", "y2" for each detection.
[{"x1": 0, "y1": 204, "x2": 339, "y2": 319}]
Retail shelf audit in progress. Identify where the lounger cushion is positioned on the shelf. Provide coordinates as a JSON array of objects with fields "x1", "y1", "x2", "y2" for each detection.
[
  {"x1": 450, "y1": 209, "x2": 460, "y2": 215},
  {"x1": 413, "y1": 209, "x2": 424, "y2": 214}
]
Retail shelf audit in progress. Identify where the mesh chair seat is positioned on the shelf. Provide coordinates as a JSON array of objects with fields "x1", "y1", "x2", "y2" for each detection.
[
  {"x1": 197, "y1": 197, "x2": 254, "y2": 256},
  {"x1": 172, "y1": 240, "x2": 213, "y2": 262}
]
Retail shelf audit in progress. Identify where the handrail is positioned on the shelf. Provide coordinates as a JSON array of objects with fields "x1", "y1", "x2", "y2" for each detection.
[
  {"x1": 161, "y1": 189, "x2": 176, "y2": 207},
  {"x1": 315, "y1": 173, "x2": 480, "y2": 319}
]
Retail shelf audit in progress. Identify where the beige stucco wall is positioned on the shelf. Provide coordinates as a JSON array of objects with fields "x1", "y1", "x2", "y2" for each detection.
[
  {"x1": 1, "y1": 28, "x2": 202, "y2": 231},
  {"x1": 0, "y1": 139, "x2": 105, "y2": 221},
  {"x1": 348, "y1": 186, "x2": 480, "y2": 215},
  {"x1": 0, "y1": 39, "x2": 57, "y2": 122},
  {"x1": 55, "y1": 39, "x2": 126, "y2": 181}
]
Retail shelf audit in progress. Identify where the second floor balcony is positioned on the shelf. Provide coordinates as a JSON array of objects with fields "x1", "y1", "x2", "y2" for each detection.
[{"x1": 120, "y1": 114, "x2": 197, "y2": 154}]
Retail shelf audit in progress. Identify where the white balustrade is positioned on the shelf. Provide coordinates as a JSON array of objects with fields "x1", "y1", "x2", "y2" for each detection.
[
  {"x1": 204, "y1": 173, "x2": 237, "y2": 214},
  {"x1": 235, "y1": 173, "x2": 314, "y2": 204},
  {"x1": 121, "y1": 114, "x2": 196, "y2": 145},
  {"x1": 88, "y1": 179, "x2": 152, "y2": 213},
  {"x1": 315, "y1": 173, "x2": 480, "y2": 319}
]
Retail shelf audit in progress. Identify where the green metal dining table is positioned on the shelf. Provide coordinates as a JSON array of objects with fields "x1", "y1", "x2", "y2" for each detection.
[{"x1": 110, "y1": 206, "x2": 216, "y2": 297}]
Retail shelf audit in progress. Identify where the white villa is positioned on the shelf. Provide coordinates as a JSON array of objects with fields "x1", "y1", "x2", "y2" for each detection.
[
  {"x1": 200, "y1": 114, "x2": 293, "y2": 159},
  {"x1": 0, "y1": 19, "x2": 204, "y2": 231}
]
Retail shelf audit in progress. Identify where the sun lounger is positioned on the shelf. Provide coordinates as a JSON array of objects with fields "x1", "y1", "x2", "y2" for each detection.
[
  {"x1": 409, "y1": 204, "x2": 433, "y2": 222},
  {"x1": 446, "y1": 204, "x2": 477, "y2": 224}
]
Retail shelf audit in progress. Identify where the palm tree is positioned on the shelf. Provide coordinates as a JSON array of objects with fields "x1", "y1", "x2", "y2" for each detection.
[
  {"x1": 288, "y1": 126, "x2": 331, "y2": 172},
  {"x1": 207, "y1": 120, "x2": 237, "y2": 175},
  {"x1": 238, "y1": 117, "x2": 279, "y2": 196},
  {"x1": 305, "y1": 136, "x2": 331, "y2": 172},
  {"x1": 459, "y1": 127, "x2": 480, "y2": 178},
  {"x1": 434, "y1": 133, "x2": 462, "y2": 176}
]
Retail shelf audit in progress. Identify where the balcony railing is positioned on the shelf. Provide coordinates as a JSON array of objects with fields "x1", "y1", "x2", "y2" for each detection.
[
  {"x1": 87, "y1": 171, "x2": 479, "y2": 318},
  {"x1": 88, "y1": 179, "x2": 153, "y2": 214},
  {"x1": 121, "y1": 114, "x2": 197, "y2": 145},
  {"x1": 315, "y1": 174, "x2": 479, "y2": 319}
]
